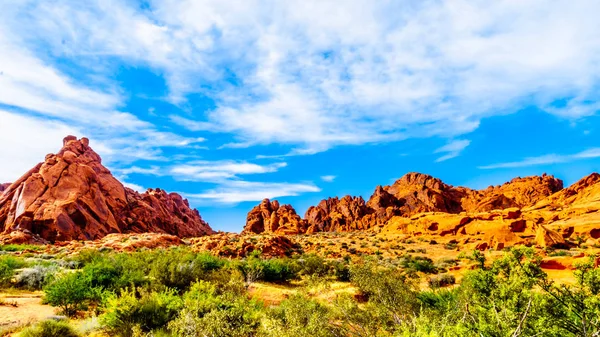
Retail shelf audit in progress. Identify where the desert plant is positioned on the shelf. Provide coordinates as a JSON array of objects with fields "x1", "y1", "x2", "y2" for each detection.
[
  {"x1": 15, "y1": 265, "x2": 58, "y2": 290},
  {"x1": 428, "y1": 273, "x2": 456, "y2": 288},
  {"x1": 0, "y1": 256, "x2": 26, "y2": 288},
  {"x1": 169, "y1": 282, "x2": 262, "y2": 337},
  {"x1": 44, "y1": 272, "x2": 94, "y2": 317},
  {"x1": 100, "y1": 288, "x2": 183, "y2": 337},
  {"x1": 19, "y1": 319, "x2": 80, "y2": 337},
  {"x1": 350, "y1": 263, "x2": 419, "y2": 323},
  {"x1": 260, "y1": 295, "x2": 339, "y2": 337},
  {"x1": 0, "y1": 244, "x2": 44, "y2": 252}
]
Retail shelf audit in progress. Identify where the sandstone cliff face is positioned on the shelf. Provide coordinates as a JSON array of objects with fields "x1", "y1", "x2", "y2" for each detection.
[
  {"x1": 0, "y1": 136, "x2": 213, "y2": 242},
  {"x1": 304, "y1": 196, "x2": 372, "y2": 233},
  {"x1": 0, "y1": 183, "x2": 10, "y2": 195},
  {"x1": 244, "y1": 172, "x2": 566, "y2": 234},
  {"x1": 242, "y1": 199, "x2": 306, "y2": 235}
]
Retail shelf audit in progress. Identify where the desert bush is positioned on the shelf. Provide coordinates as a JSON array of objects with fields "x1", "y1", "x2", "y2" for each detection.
[
  {"x1": 237, "y1": 256, "x2": 298, "y2": 284},
  {"x1": 169, "y1": 281, "x2": 262, "y2": 337},
  {"x1": 350, "y1": 263, "x2": 419, "y2": 323},
  {"x1": 261, "y1": 258, "x2": 297, "y2": 282},
  {"x1": 331, "y1": 260, "x2": 351, "y2": 282},
  {"x1": 0, "y1": 244, "x2": 44, "y2": 252},
  {"x1": 399, "y1": 255, "x2": 437, "y2": 274},
  {"x1": 149, "y1": 250, "x2": 225, "y2": 291},
  {"x1": 259, "y1": 295, "x2": 338, "y2": 337},
  {"x1": 15, "y1": 265, "x2": 58, "y2": 290},
  {"x1": 80, "y1": 256, "x2": 147, "y2": 292},
  {"x1": 298, "y1": 254, "x2": 328, "y2": 277},
  {"x1": 44, "y1": 272, "x2": 95, "y2": 317},
  {"x1": 537, "y1": 256, "x2": 600, "y2": 336},
  {"x1": 428, "y1": 273, "x2": 456, "y2": 288},
  {"x1": 19, "y1": 319, "x2": 80, "y2": 337},
  {"x1": 0, "y1": 256, "x2": 27, "y2": 288},
  {"x1": 100, "y1": 288, "x2": 183, "y2": 337}
]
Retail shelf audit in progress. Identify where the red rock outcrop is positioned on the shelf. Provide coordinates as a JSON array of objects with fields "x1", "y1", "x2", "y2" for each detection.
[
  {"x1": 243, "y1": 172, "x2": 565, "y2": 234},
  {"x1": 305, "y1": 196, "x2": 372, "y2": 233},
  {"x1": 242, "y1": 199, "x2": 306, "y2": 235},
  {"x1": 0, "y1": 183, "x2": 10, "y2": 194},
  {"x1": 0, "y1": 136, "x2": 213, "y2": 242},
  {"x1": 463, "y1": 174, "x2": 564, "y2": 212}
]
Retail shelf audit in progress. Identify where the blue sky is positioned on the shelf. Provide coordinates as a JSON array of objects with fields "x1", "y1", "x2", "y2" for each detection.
[{"x1": 0, "y1": 0, "x2": 599, "y2": 232}]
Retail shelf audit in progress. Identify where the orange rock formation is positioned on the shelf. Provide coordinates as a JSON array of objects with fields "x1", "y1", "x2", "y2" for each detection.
[
  {"x1": 243, "y1": 172, "x2": 566, "y2": 236},
  {"x1": 0, "y1": 136, "x2": 213, "y2": 242}
]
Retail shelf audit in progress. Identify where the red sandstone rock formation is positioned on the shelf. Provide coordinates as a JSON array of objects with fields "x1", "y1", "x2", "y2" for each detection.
[
  {"x1": 0, "y1": 183, "x2": 10, "y2": 194},
  {"x1": 242, "y1": 199, "x2": 307, "y2": 235},
  {"x1": 243, "y1": 172, "x2": 566, "y2": 234},
  {"x1": 304, "y1": 196, "x2": 372, "y2": 233},
  {"x1": 0, "y1": 136, "x2": 213, "y2": 242}
]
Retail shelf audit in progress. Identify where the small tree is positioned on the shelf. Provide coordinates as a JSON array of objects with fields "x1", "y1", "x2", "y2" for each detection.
[{"x1": 44, "y1": 272, "x2": 92, "y2": 317}]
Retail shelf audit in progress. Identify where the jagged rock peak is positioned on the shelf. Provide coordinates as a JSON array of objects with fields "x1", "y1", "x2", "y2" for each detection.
[
  {"x1": 242, "y1": 198, "x2": 306, "y2": 235},
  {"x1": 0, "y1": 136, "x2": 213, "y2": 242},
  {"x1": 243, "y1": 172, "x2": 573, "y2": 235},
  {"x1": 390, "y1": 172, "x2": 454, "y2": 191}
]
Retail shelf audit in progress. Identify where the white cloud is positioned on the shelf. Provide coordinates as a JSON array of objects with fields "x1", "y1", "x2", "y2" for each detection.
[
  {"x1": 479, "y1": 148, "x2": 600, "y2": 169},
  {"x1": 0, "y1": 110, "x2": 79, "y2": 182},
  {"x1": 184, "y1": 180, "x2": 321, "y2": 204},
  {"x1": 3, "y1": 0, "x2": 598, "y2": 155},
  {"x1": 434, "y1": 139, "x2": 471, "y2": 162},
  {"x1": 320, "y1": 175, "x2": 336, "y2": 182},
  {"x1": 170, "y1": 161, "x2": 287, "y2": 182},
  {"x1": 122, "y1": 181, "x2": 146, "y2": 193},
  {"x1": 116, "y1": 166, "x2": 162, "y2": 176},
  {"x1": 2, "y1": 0, "x2": 600, "y2": 205}
]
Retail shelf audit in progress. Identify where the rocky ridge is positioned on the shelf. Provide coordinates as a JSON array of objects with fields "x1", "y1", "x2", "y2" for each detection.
[
  {"x1": 244, "y1": 172, "x2": 565, "y2": 235},
  {"x1": 0, "y1": 136, "x2": 213, "y2": 242}
]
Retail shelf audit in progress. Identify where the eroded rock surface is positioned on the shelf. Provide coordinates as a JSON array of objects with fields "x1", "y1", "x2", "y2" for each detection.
[
  {"x1": 0, "y1": 136, "x2": 213, "y2": 241},
  {"x1": 243, "y1": 199, "x2": 307, "y2": 235},
  {"x1": 244, "y1": 172, "x2": 565, "y2": 234}
]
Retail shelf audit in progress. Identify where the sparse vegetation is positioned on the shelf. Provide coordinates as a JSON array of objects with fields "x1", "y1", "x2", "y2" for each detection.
[
  {"x1": 2, "y1": 245, "x2": 600, "y2": 336},
  {"x1": 19, "y1": 319, "x2": 80, "y2": 337}
]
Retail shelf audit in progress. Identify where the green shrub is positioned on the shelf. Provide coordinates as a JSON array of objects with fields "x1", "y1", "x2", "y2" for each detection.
[
  {"x1": 100, "y1": 288, "x2": 183, "y2": 337},
  {"x1": 261, "y1": 258, "x2": 297, "y2": 283},
  {"x1": 299, "y1": 254, "x2": 328, "y2": 277},
  {"x1": 44, "y1": 272, "x2": 94, "y2": 317},
  {"x1": 0, "y1": 244, "x2": 44, "y2": 252},
  {"x1": 350, "y1": 263, "x2": 419, "y2": 322},
  {"x1": 400, "y1": 255, "x2": 437, "y2": 274},
  {"x1": 331, "y1": 260, "x2": 351, "y2": 282},
  {"x1": 260, "y1": 295, "x2": 339, "y2": 337},
  {"x1": 149, "y1": 250, "x2": 225, "y2": 291},
  {"x1": 19, "y1": 319, "x2": 80, "y2": 337},
  {"x1": 0, "y1": 256, "x2": 27, "y2": 288},
  {"x1": 428, "y1": 273, "x2": 456, "y2": 288},
  {"x1": 15, "y1": 265, "x2": 58, "y2": 290},
  {"x1": 169, "y1": 282, "x2": 262, "y2": 337}
]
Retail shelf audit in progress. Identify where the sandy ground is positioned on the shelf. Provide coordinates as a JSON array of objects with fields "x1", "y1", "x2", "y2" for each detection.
[{"x1": 0, "y1": 291, "x2": 56, "y2": 333}]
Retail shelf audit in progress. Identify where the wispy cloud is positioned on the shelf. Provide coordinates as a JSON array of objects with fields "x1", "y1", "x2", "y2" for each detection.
[
  {"x1": 479, "y1": 148, "x2": 600, "y2": 169},
  {"x1": 170, "y1": 161, "x2": 287, "y2": 182},
  {"x1": 2, "y1": 0, "x2": 600, "y2": 206},
  {"x1": 0, "y1": 110, "x2": 79, "y2": 182},
  {"x1": 4, "y1": 0, "x2": 598, "y2": 156},
  {"x1": 184, "y1": 181, "x2": 321, "y2": 204},
  {"x1": 320, "y1": 175, "x2": 337, "y2": 182},
  {"x1": 435, "y1": 139, "x2": 471, "y2": 162}
]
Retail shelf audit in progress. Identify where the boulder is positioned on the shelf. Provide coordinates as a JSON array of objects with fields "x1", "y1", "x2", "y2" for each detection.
[{"x1": 536, "y1": 225, "x2": 568, "y2": 248}]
